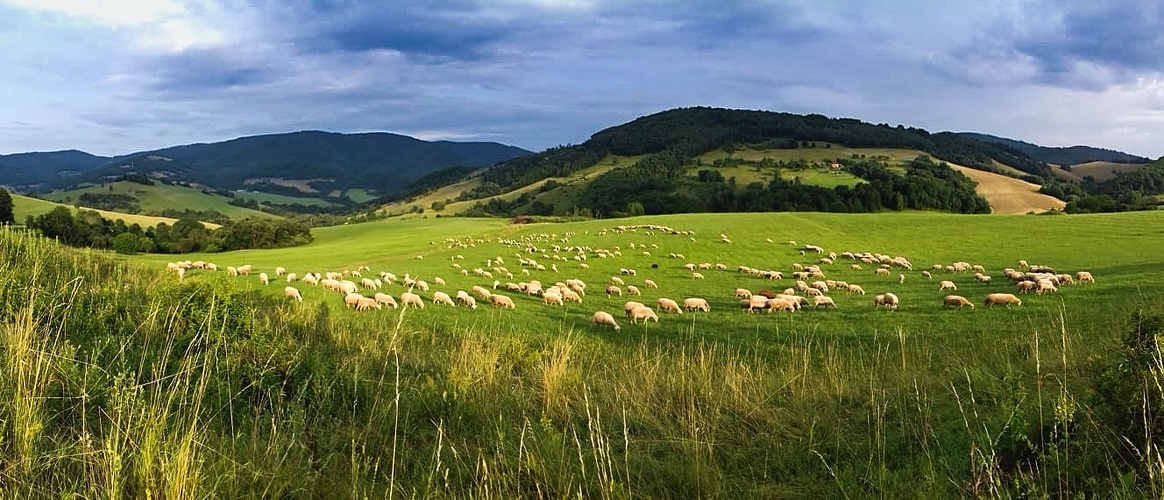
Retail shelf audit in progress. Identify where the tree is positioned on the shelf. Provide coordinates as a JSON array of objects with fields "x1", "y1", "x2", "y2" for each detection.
[
  {"x1": 626, "y1": 201, "x2": 646, "y2": 217},
  {"x1": 0, "y1": 187, "x2": 13, "y2": 225},
  {"x1": 111, "y1": 232, "x2": 141, "y2": 254}
]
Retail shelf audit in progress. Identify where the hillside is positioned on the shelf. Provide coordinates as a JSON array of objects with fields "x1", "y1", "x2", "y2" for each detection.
[
  {"x1": 7, "y1": 132, "x2": 530, "y2": 201},
  {"x1": 959, "y1": 132, "x2": 1151, "y2": 166},
  {"x1": 398, "y1": 107, "x2": 1076, "y2": 217},
  {"x1": 11, "y1": 192, "x2": 218, "y2": 228},
  {"x1": 41, "y1": 181, "x2": 278, "y2": 221}
]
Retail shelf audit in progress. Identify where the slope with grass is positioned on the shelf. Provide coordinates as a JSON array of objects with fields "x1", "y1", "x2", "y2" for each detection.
[
  {"x1": 11, "y1": 192, "x2": 214, "y2": 228},
  {"x1": 948, "y1": 164, "x2": 1066, "y2": 213},
  {"x1": 41, "y1": 181, "x2": 277, "y2": 220},
  {"x1": 1052, "y1": 160, "x2": 1150, "y2": 183}
]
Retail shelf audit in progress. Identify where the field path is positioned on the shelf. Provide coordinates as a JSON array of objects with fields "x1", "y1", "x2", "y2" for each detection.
[{"x1": 950, "y1": 165, "x2": 1066, "y2": 214}]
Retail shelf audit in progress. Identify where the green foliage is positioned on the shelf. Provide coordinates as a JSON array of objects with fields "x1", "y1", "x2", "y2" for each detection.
[
  {"x1": 111, "y1": 232, "x2": 141, "y2": 254},
  {"x1": 0, "y1": 187, "x2": 13, "y2": 225}
]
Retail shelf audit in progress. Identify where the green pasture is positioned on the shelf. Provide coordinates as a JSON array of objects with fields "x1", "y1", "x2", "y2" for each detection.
[
  {"x1": 12, "y1": 192, "x2": 192, "y2": 228},
  {"x1": 343, "y1": 188, "x2": 377, "y2": 203},
  {"x1": 141, "y1": 210, "x2": 1164, "y2": 344},
  {"x1": 234, "y1": 190, "x2": 338, "y2": 207},
  {"x1": 43, "y1": 181, "x2": 277, "y2": 219}
]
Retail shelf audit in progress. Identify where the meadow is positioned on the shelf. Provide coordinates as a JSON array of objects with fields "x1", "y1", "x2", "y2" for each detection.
[
  {"x1": 3, "y1": 210, "x2": 1164, "y2": 497},
  {"x1": 42, "y1": 181, "x2": 277, "y2": 220}
]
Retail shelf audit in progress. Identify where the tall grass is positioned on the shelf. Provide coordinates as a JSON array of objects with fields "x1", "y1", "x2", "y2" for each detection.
[{"x1": 2, "y1": 223, "x2": 1164, "y2": 497}]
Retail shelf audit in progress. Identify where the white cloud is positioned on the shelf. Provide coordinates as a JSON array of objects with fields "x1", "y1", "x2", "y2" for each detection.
[{"x1": 1, "y1": 0, "x2": 186, "y2": 26}]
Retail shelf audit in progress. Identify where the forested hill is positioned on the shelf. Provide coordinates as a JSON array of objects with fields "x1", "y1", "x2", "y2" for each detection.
[
  {"x1": 9, "y1": 131, "x2": 530, "y2": 198},
  {"x1": 958, "y1": 132, "x2": 1151, "y2": 166},
  {"x1": 477, "y1": 107, "x2": 1051, "y2": 193}
]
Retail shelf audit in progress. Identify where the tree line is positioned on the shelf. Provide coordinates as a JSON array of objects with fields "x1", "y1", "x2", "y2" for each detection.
[{"x1": 22, "y1": 206, "x2": 313, "y2": 254}]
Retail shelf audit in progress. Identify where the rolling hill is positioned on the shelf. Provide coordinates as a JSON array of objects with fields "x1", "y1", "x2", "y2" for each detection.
[
  {"x1": 958, "y1": 132, "x2": 1151, "y2": 166},
  {"x1": 4, "y1": 131, "x2": 531, "y2": 201},
  {"x1": 41, "y1": 181, "x2": 278, "y2": 221},
  {"x1": 12, "y1": 192, "x2": 219, "y2": 228},
  {"x1": 386, "y1": 107, "x2": 1075, "y2": 217}
]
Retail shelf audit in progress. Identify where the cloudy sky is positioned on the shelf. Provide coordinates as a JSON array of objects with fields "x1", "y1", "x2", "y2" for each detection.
[{"x1": 2, "y1": 0, "x2": 1163, "y2": 158}]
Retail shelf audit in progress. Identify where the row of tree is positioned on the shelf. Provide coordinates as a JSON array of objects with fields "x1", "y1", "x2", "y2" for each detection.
[{"x1": 23, "y1": 206, "x2": 313, "y2": 254}]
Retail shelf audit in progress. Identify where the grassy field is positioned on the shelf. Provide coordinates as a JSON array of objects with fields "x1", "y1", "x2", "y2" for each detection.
[
  {"x1": 948, "y1": 164, "x2": 1066, "y2": 213},
  {"x1": 43, "y1": 181, "x2": 278, "y2": 219},
  {"x1": 6, "y1": 210, "x2": 1164, "y2": 497},
  {"x1": 11, "y1": 192, "x2": 208, "y2": 228},
  {"x1": 234, "y1": 190, "x2": 339, "y2": 207},
  {"x1": 1051, "y1": 160, "x2": 1150, "y2": 183}
]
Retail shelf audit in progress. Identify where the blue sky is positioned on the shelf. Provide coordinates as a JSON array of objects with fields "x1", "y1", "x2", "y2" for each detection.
[{"x1": 2, "y1": 0, "x2": 1163, "y2": 158}]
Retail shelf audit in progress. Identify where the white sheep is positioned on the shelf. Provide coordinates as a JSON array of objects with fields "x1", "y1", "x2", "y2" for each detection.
[
  {"x1": 629, "y1": 306, "x2": 659, "y2": 324},
  {"x1": 735, "y1": 288, "x2": 752, "y2": 299},
  {"x1": 625, "y1": 285, "x2": 641, "y2": 296},
  {"x1": 682, "y1": 297, "x2": 710, "y2": 312},
  {"x1": 691, "y1": 272, "x2": 705, "y2": 280},
  {"x1": 374, "y1": 292, "x2": 399, "y2": 309},
  {"x1": 592, "y1": 311, "x2": 621, "y2": 331},
  {"x1": 259, "y1": 272, "x2": 270, "y2": 286},
  {"x1": 284, "y1": 286, "x2": 302, "y2": 301},
  {"x1": 361, "y1": 277, "x2": 378, "y2": 289},
  {"x1": 286, "y1": 272, "x2": 298, "y2": 283},
  {"x1": 1036, "y1": 278, "x2": 1058, "y2": 295},
  {"x1": 303, "y1": 274, "x2": 319, "y2": 286},
  {"x1": 943, "y1": 295, "x2": 974, "y2": 309},
  {"x1": 623, "y1": 301, "x2": 645, "y2": 317},
  {"x1": 472, "y1": 285, "x2": 492, "y2": 300},
  {"x1": 489, "y1": 294, "x2": 516, "y2": 309},
  {"x1": 433, "y1": 291, "x2": 456, "y2": 307},
  {"x1": 237, "y1": 264, "x2": 253, "y2": 276},
  {"x1": 813, "y1": 296, "x2": 837, "y2": 308},
  {"x1": 643, "y1": 279, "x2": 658, "y2": 288},
  {"x1": 344, "y1": 292, "x2": 363, "y2": 308},
  {"x1": 766, "y1": 297, "x2": 798, "y2": 313},
  {"x1": 433, "y1": 277, "x2": 446, "y2": 286},
  {"x1": 543, "y1": 291, "x2": 564, "y2": 306},
  {"x1": 562, "y1": 289, "x2": 583, "y2": 303},
  {"x1": 1076, "y1": 271, "x2": 1095, "y2": 283},
  {"x1": 656, "y1": 298, "x2": 683, "y2": 314},
  {"x1": 275, "y1": 266, "x2": 286, "y2": 276},
  {"x1": 847, "y1": 284, "x2": 865, "y2": 295},
  {"x1": 873, "y1": 292, "x2": 899, "y2": 310},
  {"x1": 356, "y1": 296, "x2": 382, "y2": 311},
  {"x1": 605, "y1": 285, "x2": 622, "y2": 297},
  {"x1": 938, "y1": 280, "x2": 957, "y2": 291},
  {"x1": 984, "y1": 293, "x2": 1022, "y2": 307},
  {"x1": 400, "y1": 292, "x2": 425, "y2": 309}
]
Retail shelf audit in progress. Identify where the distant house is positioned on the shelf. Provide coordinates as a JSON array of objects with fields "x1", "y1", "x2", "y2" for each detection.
[{"x1": 829, "y1": 162, "x2": 843, "y2": 170}]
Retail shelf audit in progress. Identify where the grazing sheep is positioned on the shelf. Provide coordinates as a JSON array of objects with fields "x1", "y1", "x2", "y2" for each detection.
[
  {"x1": 344, "y1": 292, "x2": 363, "y2": 308},
  {"x1": 623, "y1": 301, "x2": 646, "y2": 317},
  {"x1": 1018, "y1": 259, "x2": 1029, "y2": 268},
  {"x1": 757, "y1": 289, "x2": 777, "y2": 299},
  {"x1": 643, "y1": 279, "x2": 658, "y2": 288},
  {"x1": 490, "y1": 294, "x2": 516, "y2": 309},
  {"x1": 237, "y1": 265, "x2": 253, "y2": 276},
  {"x1": 562, "y1": 289, "x2": 583, "y2": 303},
  {"x1": 374, "y1": 293, "x2": 400, "y2": 308},
  {"x1": 626, "y1": 285, "x2": 641, "y2": 296},
  {"x1": 939, "y1": 280, "x2": 957, "y2": 291},
  {"x1": 873, "y1": 292, "x2": 899, "y2": 310},
  {"x1": 303, "y1": 274, "x2": 318, "y2": 286},
  {"x1": 1036, "y1": 279, "x2": 1058, "y2": 295},
  {"x1": 874, "y1": 268, "x2": 890, "y2": 276},
  {"x1": 847, "y1": 284, "x2": 866, "y2": 295},
  {"x1": 943, "y1": 295, "x2": 974, "y2": 309},
  {"x1": 361, "y1": 277, "x2": 378, "y2": 289},
  {"x1": 813, "y1": 296, "x2": 837, "y2": 308},
  {"x1": 592, "y1": 311, "x2": 621, "y2": 331},
  {"x1": 605, "y1": 285, "x2": 622, "y2": 297},
  {"x1": 691, "y1": 272, "x2": 705, "y2": 280},
  {"x1": 656, "y1": 298, "x2": 683, "y2": 314},
  {"x1": 679, "y1": 297, "x2": 709, "y2": 312},
  {"x1": 1016, "y1": 280, "x2": 1037, "y2": 293},
  {"x1": 985, "y1": 293, "x2": 1022, "y2": 307},
  {"x1": 275, "y1": 266, "x2": 286, "y2": 276},
  {"x1": 850, "y1": 264, "x2": 863, "y2": 271},
  {"x1": 259, "y1": 272, "x2": 270, "y2": 286},
  {"x1": 610, "y1": 276, "x2": 625, "y2": 286},
  {"x1": 284, "y1": 286, "x2": 303, "y2": 302},
  {"x1": 227, "y1": 266, "x2": 238, "y2": 277},
  {"x1": 401, "y1": 292, "x2": 425, "y2": 309},
  {"x1": 433, "y1": 291, "x2": 456, "y2": 307},
  {"x1": 782, "y1": 287, "x2": 798, "y2": 296},
  {"x1": 286, "y1": 272, "x2": 298, "y2": 283},
  {"x1": 766, "y1": 297, "x2": 798, "y2": 313},
  {"x1": 735, "y1": 288, "x2": 753, "y2": 299},
  {"x1": 1076, "y1": 271, "x2": 1095, "y2": 283},
  {"x1": 629, "y1": 306, "x2": 659, "y2": 324},
  {"x1": 921, "y1": 271, "x2": 932, "y2": 279},
  {"x1": 356, "y1": 297, "x2": 382, "y2": 311},
  {"x1": 543, "y1": 292, "x2": 564, "y2": 306},
  {"x1": 472, "y1": 285, "x2": 492, "y2": 300},
  {"x1": 416, "y1": 280, "x2": 430, "y2": 292},
  {"x1": 747, "y1": 295, "x2": 770, "y2": 312},
  {"x1": 433, "y1": 276, "x2": 446, "y2": 286},
  {"x1": 805, "y1": 287, "x2": 823, "y2": 297}
]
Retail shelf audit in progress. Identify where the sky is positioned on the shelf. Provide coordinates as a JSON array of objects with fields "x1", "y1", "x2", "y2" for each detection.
[{"x1": 2, "y1": 0, "x2": 1164, "y2": 159}]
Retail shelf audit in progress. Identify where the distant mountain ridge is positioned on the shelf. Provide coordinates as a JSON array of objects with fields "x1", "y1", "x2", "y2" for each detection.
[
  {"x1": 0, "y1": 131, "x2": 531, "y2": 198},
  {"x1": 957, "y1": 132, "x2": 1151, "y2": 166}
]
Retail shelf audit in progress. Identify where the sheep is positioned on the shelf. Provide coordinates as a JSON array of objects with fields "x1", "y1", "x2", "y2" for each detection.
[
  {"x1": 592, "y1": 311, "x2": 621, "y2": 331},
  {"x1": 942, "y1": 294, "x2": 975, "y2": 309},
  {"x1": 1018, "y1": 259, "x2": 1029, "y2": 268},
  {"x1": 629, "y1": 306, "x2": 659, "y2": 324},
  {"x1": 813, "y1": 296, "x2": 837, "y2": 308},
  {"x1": 227, "y1": 266, "x2": 238, "y2": 277},
  {"x1": 344, "y1": 292, "x2": 363, "y2": 309},
  {"x1": 984, "y1": 293, "x2": 1022, "y2": 307},
  {"x1": 562, "y1": 289, "x2": 583, "y2": 303},
  {"x1": 757, "y1": 289, "x2": 777, "y2": 299},
  {"x1": 691, "y1": 272, "x2": 705, "y2": 280},
  {"x1": 400, "y1": 292, "x2": 425, "y2": 309},
  {"x1": 205, "y1": 263, "x2": 217, "y2": 271},
  {"x1": 275, "y1": 266, "x2": 286, "y2": 276},
  {"x1": 682, "y1": 297, "x2": 710, "y2": 312},
  {"x1": 656, "y1": 298, "x2": 683, "y2": 314},
  {"x1": 361, "y1": 277, "x2": 378, "y2": 289},
  {"x1": 643, "y1": 279, "x2": 658, "y2": 288},
  {"x1": 285, "y1": 272, "x2": 298, "y2": 283},
  {"x1": 874, "y1": 268, "x2": 890, "y2": 276},
  {"x1": 356, "y1": 296, "x2": 382, "y2": 311},
  {"x1": 1016, "y1": 280, "x2": 1037, "y2": 293},
  {"x1": 938, "y1": 280, "x2": 957, "y2": 291},
  {"x1": 623, "y1": 301, "x2": 646, "y2": 317},
  {"x1": 543, "y1": 291, "x2": 564, "y2": 306},
  {"x1": 284, "y1": 286, "x2": 303, "y2": 301},
  {"x1": 605, "y1": 285, "x2": 622, "y2": 297},
  {"x1": 610, "y1": 276, "x2": 625, "y2": 286},
  {"x1": 921, "y1": 270, "x2": 932, "y2": 279},
  {"x1": 303, "y1": 274, "x2": 318, "y2": 286},
  {"x1": 626, "y1": 285, "x2": 642, "y2": 296},
  {"x1": 873, "y1": 292, "x2": 899, "y2": 310},
  {"x1": 237, "y1": 265, "x2": 253, "y2": 276},
  {"x1": 373, "y1": 292, "x2": 399, "y2": 309},
  {"x1": 472, "y1": 285, "x2": 493, "y2": 300},
  {"x1": 339, "y1": 280, "x2": 359, "y2": 295},
  {"x1": 1036, "y1": 279, "x2": 1058, "y2": 295},
  {"x1": 433, "y1": 291, "x2": 457, "y2": 307},
  {"x1": 490, "y1": 294, "x2": 516, "y2": 309},
  {"x1": 898, "y1": 274, "x2": 906, "y2": 284},
  {"x1": 766, "y1": 297, "x2": 798, "y2": 313},
  {"x1": 805, "y1": 287, "x2": 823, "y2": 297},
  {"x1": 735, "y1": 288, "x2": 752, "y2": 299},
  {"x1": 747, "y1": 295, "x2": 770, "y2": 313},
  {"x1": 433, "y1": 276, "x2": 446, "y2": 286},
  {"x1": 259, "y1": 272, "x2": 270, "y2": 286},
  {"x1": 416, "y1": 280, "x2": 430, "y2": 292},
  {"x1": 847, "y1": 284, "x2": 866, "y2": 295},
  {"x1": 1076, "y1": 271, "x2": 1095, "y2": 283}
]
